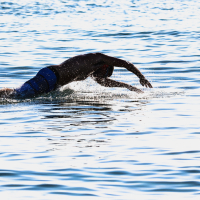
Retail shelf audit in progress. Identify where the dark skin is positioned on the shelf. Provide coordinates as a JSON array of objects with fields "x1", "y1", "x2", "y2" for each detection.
[
  {"x1": 54, "y1": 53, "x2": 152, "y2": 90},
  {"x1": 0, "y1": 53, "x2": 152, "y2": 98}
]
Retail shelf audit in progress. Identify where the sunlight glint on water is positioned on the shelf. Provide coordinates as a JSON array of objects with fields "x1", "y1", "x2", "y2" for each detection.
[{"x1": 1, "y1": 0, "x2": 200, "y2": 199}]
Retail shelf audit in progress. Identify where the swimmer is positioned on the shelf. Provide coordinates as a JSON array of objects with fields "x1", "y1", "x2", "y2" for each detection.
[{"x1": 0, "y1": 53, "x2": 152, "y2": 99}]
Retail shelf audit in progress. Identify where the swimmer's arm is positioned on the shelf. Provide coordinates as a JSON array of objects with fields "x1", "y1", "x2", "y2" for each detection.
[
  {"x1": 93, "y1": 77, "x2": 143, "y2": 93},
  {"x1": 95, "y1": 53, "x2": 153, "y2": 88}
]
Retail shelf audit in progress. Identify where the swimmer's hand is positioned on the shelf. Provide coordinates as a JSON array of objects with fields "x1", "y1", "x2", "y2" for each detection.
[{"x1": 140, "y1": 77, "x2": 153, "y2": 88}]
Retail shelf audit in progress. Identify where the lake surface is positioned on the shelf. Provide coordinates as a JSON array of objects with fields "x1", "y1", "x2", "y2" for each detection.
[{"x1": 1, "y1": 0, "x2": 200, "y2": 199}]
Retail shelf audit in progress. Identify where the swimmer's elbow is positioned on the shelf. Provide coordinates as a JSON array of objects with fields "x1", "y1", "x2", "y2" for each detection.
[
  {"x1": 94, "y1": 52, "x2": 103, "y2": 55},
  {"x1": 85, "y1": 52, "x2": 105, "y2": 61},
  {"x1": 86, "y1": 52, "x2": 104, "y2": 56},
  {"x1": 94, "y1": 52, "x2": 106, "y2": 58}
]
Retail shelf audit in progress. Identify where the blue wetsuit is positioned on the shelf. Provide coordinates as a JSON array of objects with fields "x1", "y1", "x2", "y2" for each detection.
[
  {"x1": 14, "y1": 64, "x2": 113, "y2": 99},
  {"x1": 14, "y1": 66, "x2": 59, "y2": 99}
]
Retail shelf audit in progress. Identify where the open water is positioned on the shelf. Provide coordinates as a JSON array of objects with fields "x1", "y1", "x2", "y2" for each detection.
[{"x1": 0, "y1": 0, "x2": 200, "y2": 199}]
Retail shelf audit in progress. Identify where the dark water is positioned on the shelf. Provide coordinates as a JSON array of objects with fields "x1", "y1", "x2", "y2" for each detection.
[{"x1": 1, "y1": 0, "x2": 200, "y2": 199}]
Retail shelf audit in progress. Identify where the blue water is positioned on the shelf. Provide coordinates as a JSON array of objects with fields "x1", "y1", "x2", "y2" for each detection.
[{"x1": 1, "y1": 0, "x2": 200, "y2": 199}]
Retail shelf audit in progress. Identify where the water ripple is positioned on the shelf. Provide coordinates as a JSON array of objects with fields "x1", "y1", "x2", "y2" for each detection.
[{"x1": 1, "y1": 0, "x2": 200, "y2": 199}]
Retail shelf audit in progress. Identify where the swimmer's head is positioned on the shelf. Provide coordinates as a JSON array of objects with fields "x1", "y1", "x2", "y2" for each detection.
[
  {"x1": 0, "y1": 88, "x2": 14, "y2": 98},
  {"x1": 92, "y1": 64, "x2": 114, "y2": 78}
]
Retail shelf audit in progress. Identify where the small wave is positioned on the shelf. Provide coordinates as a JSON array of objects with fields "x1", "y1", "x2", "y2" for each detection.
[
  {"x1": 0, "y1": 78, "x2": 184, "y2": 105},
  {"x1": 142, "y1": 88, "x2": 185, "y2": 99}
]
